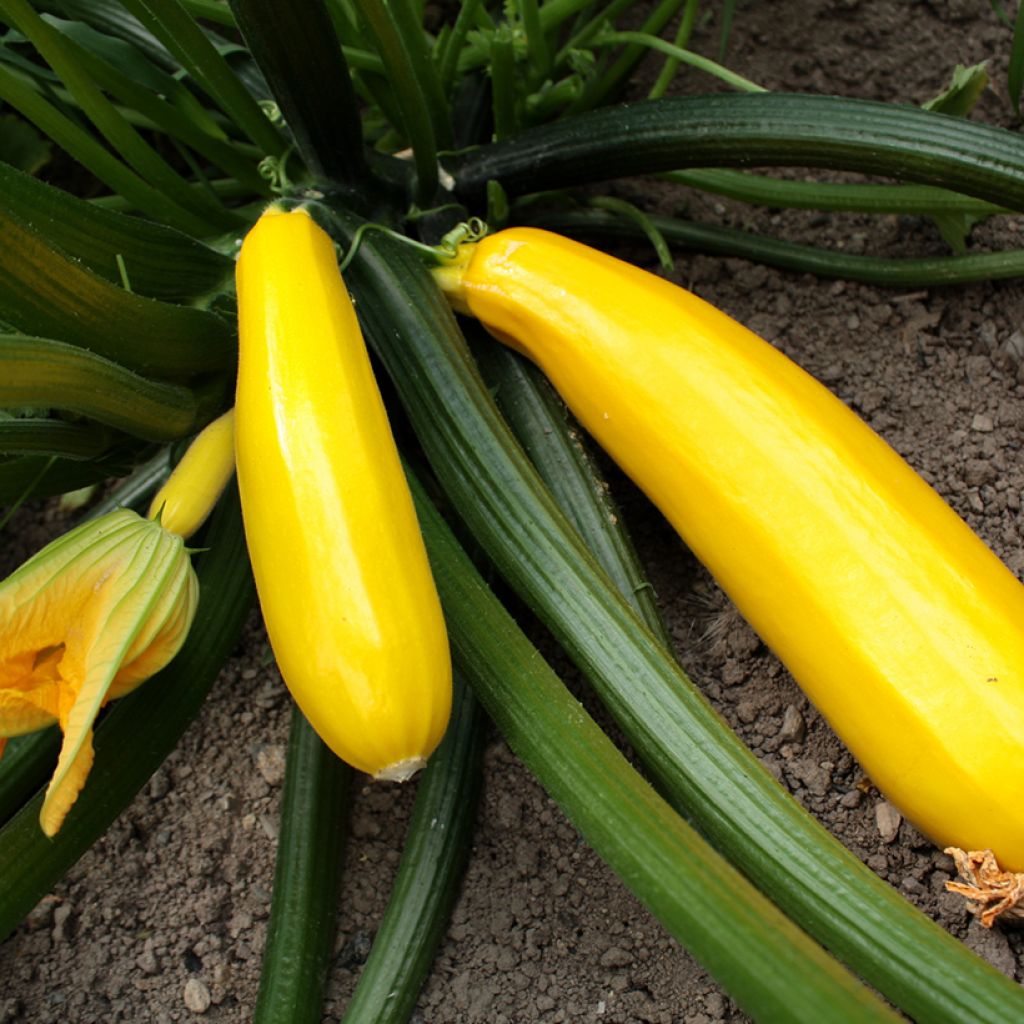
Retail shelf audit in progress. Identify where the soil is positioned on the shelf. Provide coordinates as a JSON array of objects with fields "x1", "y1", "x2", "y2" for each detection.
[{"x1": 3, "y1": 2, "x2": 1024, "y2": 1021}]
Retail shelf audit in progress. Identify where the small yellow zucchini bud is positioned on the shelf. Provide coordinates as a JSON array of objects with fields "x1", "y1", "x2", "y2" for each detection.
[
  {"x1": 437, "y1": 227, "x2": 1024, "y2": 870},
  {"x1": 148, "y1": 408, "x2": 236, "y2": 539},
  {"x1": 234, "y1": 206, "x2": 451, "y2": 780}
]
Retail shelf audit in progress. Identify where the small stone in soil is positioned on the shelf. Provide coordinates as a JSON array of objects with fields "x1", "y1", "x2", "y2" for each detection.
[
  {"x1": 183, "y1": 977, "x2": 211, "y2": 1013},
  {"x1": 875, "y1": 801, "x2": 902, "y2": 843}
]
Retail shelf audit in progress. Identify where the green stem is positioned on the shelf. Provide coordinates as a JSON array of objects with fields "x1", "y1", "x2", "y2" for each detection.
[
  {"x1": 411, "y1": 473, "x2": 901, "y2": 1023},
  {"x1": 553, "y1": 0, "x2": 640, "y2": 65},
  {"x1": 471, "y1": 336, "x2": 672, "y2": 645},
  {"x1": 1009, "y1": 0, "x2": 1024, "y2": 114},
  {"x1": 648, "y1": 0, "x2": 699, "y2": 99},
  {"x1": 450, "y1": 92, "x2": 1024, "y2": 212},
  {"x1": 438, "y1": 0, "x2": 483, "y2": 93},
  {"x1": 661, "y1": 168, "x2": 1008, "y2": 215},
  {"x1": 519, "y1": 0, "x2": 551, "y2": 84},
  {"x1": 382, "y1": 0, "x2": 451, "y2": 148},
  {"x1": 341, "y1": 675, "x2": 483, "y2": 1024},
  {"x1": 341, "y1": 45, "x2": 386, "y2": 73},
  {"x1": 592, "y1": 29, "x2": 767, "y2": 94},
  {"x1": 536, "y1": 206, "x2": 1024, "y2": 287},
  {"x1": 455, "y1": 0, "x2": 605, "y2": 70},
  {"x1": 86, "y1": 449, "x2": 174, "y2": 517},
  {"x1": 255, "y1": 707, "x2": 351, "y2": 1024},
  {"x1": 537, "y1": 0, "x2": 601, "y2": 28},
  {"x1": 180, "y1": 0, "x2": 235, "y2": 25},
  {"x1": 489, "y1": 27, "x2": 517, "y2": 141},
  {"x1": 571, "y1": 0, "x2": 687, "y2": 111},
  {"x1": 589, "y1": 195, "x2": 673, "y2": 270}
]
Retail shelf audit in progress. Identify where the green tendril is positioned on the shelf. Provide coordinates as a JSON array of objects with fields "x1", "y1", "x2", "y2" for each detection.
[
  {"x1": 337, "y1": 218, "x2": 489, "y2": 273},
  {"x1": 258, "y1": 100, "x2": 285, "y2": 127},
  {"x1": 259, "y1": 147, "x2": 297, "y2": 195},
  {"x1": 437, "y1": 216, "x2": 489, "y2": 256}
]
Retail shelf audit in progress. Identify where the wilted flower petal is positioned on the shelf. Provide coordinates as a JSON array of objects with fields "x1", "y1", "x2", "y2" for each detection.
[{"x1": 0, "y1": 508, "x2": 198, "y2": 835}]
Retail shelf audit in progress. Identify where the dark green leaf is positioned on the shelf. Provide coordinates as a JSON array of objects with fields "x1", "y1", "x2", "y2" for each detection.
[
  {"x1": 0, "y1": 160, "x2": 233, "y2": 303},
  {"x1": 0, "y1": 417, "x2": 112, "y2": 459},
  {"x1": 1010, "y1": 2, "x2": 1024, "y2": 114},
  {"x1": 0, "y1": 210, "x2": 234, "y2": 378},
  {"x1": 40, "y1": 0, "x2": 178, "y2": 69},
  {"x1": 350, "y1": 0, "x2": 444, "y2": 201},
  {"x1": 922, "y1": 62, "x2": 989, "y2": 117},
  {"x1": 117, "y1": 0, "x2": 285, "y2": 158},
  {"x1": 0, "y1": 60, "x2": 220, "y2": 234},
  {"x1": 35, "y1": 20, "x2": 268, "y2": 194},
  {"x1": 0, "y1": 730, "x2": 60, "y2": 827},
  {"x1": 44, "y1": 14, "x2": 189, "y2": 96},
  {"x1": 1, "y1": 0, "x2": 239, "y2": 230},
  {"x1": 0, "y1": 112, "x2": 51, "y2": 172},
  {"x1": 0, "y1": 334, "x2": 219, "y2": 441},
  {"x1": 0, "y1": 447, "x2": 148, "y2": 504}
]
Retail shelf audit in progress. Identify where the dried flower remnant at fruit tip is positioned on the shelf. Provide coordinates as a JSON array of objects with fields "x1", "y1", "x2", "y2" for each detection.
[{"x1": 945, "y1": 847, "x2": 1024, "y2": 927}]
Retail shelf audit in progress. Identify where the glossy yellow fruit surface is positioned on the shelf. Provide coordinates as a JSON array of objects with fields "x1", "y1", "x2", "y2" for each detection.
[
  {"x1": 235, "y1": 207, "x2": 451, "y2": 779},
  {"x1": 440, "y1": 227, "x2": 1024, "y2": 868},
  {"x1": 149, "y1": 408, "x2": 236, "y2": 539}
]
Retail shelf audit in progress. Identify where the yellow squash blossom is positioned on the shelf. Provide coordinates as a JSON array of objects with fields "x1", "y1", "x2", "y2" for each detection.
[{"x1": 0, "y1": 509, "x2": 198, "y2": 836}]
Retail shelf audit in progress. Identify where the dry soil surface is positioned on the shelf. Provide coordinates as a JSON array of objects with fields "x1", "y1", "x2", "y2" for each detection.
[{"x1": 3, "y1": 2, "x2": 1024, "y2": 1022}]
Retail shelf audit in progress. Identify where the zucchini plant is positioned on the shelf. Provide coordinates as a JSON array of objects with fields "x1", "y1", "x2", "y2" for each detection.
[{"x1": 0, "y1": 1, "x2": 1023, "y2": 1020}]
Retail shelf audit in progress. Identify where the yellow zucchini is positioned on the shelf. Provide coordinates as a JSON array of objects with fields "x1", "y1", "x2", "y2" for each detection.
[
  {"x1": 437, "y1": 226, "x2": 1024, "y2": 869},
  {"x1": 235, "y1": 207, "x2": 451, "y2": 780},
  {"x1": 148, "y1": 408, "x2": 236, "y2": 539}
]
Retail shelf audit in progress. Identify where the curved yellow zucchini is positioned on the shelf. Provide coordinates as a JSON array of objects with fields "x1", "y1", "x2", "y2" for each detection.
[
  {"x1": 439, "y1": 226, "x2": 1024, "y2": 868},
  {"x1": 235, "y1": 206, "x2": 451, "y2": 780}
]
